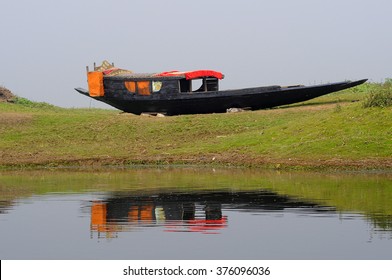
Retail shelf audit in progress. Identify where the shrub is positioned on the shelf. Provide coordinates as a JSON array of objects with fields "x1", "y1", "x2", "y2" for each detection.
[{"x1": 363, "y1": 80, "x2": 392, "y2": 108}]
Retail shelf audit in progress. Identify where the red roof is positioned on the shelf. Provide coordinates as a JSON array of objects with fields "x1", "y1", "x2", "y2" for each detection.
[{"x1": 157, "y1": 70, "x2": 224, "y2": 80}]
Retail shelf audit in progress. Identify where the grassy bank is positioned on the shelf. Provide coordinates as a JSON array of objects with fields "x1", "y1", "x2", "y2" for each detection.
[{"x1": 0, "y1": 82, "x2": 391, "y2": 170}]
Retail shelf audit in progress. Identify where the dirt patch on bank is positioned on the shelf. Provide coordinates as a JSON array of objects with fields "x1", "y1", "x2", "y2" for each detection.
[
  {"x1": 0, "y1": 112, "x2": 33, "y2": 126},
  {"x1": 1, "y1": 152, "x2": 391, "y2": 171}
]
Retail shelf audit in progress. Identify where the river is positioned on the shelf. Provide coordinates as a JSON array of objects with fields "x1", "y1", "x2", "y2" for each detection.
[{"x1": 0, "y1": 167, "x2": 391, "y2": 259}]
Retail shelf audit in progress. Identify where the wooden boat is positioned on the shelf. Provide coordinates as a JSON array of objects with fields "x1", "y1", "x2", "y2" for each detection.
[{"x1": 75, "y1": 61, "x2": 367, "y2": 115}]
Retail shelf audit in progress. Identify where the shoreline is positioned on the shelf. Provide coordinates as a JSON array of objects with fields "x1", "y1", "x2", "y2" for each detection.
[{"x1": 1, "y1": 155, "x2": 391, "y2": 172}]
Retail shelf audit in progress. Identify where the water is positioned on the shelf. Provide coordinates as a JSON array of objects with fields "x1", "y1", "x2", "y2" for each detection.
[{"x1": 0, "y1": 168, "x2": 391, "y2": 259}]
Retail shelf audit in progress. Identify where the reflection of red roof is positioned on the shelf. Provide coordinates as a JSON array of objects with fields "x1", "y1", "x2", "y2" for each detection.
[
  {"x1": 157, "y1": 70, "x2": 224, "y2": 80},
  {"x1": 187, "y1": 217, "x2": 228, "y2": 234},
  {"x1": 164, "y1": 217, "x2": 227, "y2": 234}
]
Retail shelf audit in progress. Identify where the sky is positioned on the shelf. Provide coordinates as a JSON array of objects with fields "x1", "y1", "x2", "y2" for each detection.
[{"x1": 1, "y1": 0, "x2": 391, "y2": 108}]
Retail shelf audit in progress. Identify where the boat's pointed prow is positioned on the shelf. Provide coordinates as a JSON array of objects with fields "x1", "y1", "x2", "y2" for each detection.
[
  {"x1": 348, "y1": 79, "x2": 368, "y2": 87},
  {"x1": 338, "y1": 79, "x2": 368, "y2": 91},
  {"x1": 75, "y1": 88, "x2": 90, "y2": 97}
]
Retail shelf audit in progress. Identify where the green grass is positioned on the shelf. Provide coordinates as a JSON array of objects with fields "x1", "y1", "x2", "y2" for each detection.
[{"x1": 0, "y1": 82, "x2": 391, "y2": 169}]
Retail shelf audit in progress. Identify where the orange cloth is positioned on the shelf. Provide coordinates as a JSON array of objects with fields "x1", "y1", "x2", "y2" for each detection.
[
  {"x1": 137, "y1": 81, "x2": 151, "y2": 95},
  {"x1": 125, "y1": 81, "x2": 136, "y2": 93},
  {"x1": 87, "y1": 72, "x2": 104, "y2": 97},
  {"x1": 91, "y1": 202, "x2": 107, "y2": 231}
]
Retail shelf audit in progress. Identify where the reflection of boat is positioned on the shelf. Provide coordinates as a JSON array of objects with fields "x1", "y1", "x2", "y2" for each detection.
[
  {"x1": 91, "y1": 199, "x2": 228, "y2": 236},
  {"x1": 76, "y1": 61, "x2": 367, "y2": 115},
  {"x1": 90, "y1": 190, "x2": 333, "y2": 237},
  {"x1": 0, "y1": 201, "x2": 13, "y2": 214}
]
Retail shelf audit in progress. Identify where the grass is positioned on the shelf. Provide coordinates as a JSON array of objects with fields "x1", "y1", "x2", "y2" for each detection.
[{"x1": 0, "y1": 81, "x2": 391, "y2": 170}]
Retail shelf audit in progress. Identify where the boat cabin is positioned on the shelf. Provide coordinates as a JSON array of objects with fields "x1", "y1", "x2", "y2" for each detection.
[
  {"x1": 158, "y1": 70, "x2": 224, "y2": 93},
  {"x1": 87, "y1": 64, "x2": 225, "y2": 98}
]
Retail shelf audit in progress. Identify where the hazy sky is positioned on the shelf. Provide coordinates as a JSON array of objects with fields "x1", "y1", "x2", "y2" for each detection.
[{"x1": 1, "y1": 0, "x2": 391, "y2": 108}]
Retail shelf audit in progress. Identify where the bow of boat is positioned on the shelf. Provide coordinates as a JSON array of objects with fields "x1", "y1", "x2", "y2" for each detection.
[
  {"x1": 75, "y1": 87, "x2": 90, "y2": 97},
  {"x1": 339, "y1": 79, "x2": 368, "y2": 90}
]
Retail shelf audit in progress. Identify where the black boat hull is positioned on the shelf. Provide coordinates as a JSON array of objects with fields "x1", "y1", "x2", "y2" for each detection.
[{"x1": 75, "y1": 79, "x2": 367, "y2": 115}]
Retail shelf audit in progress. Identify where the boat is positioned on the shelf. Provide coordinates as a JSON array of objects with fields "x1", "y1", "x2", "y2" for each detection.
[{"x1": 75, "y1": 61, "x2": 367, "y2": 115}]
